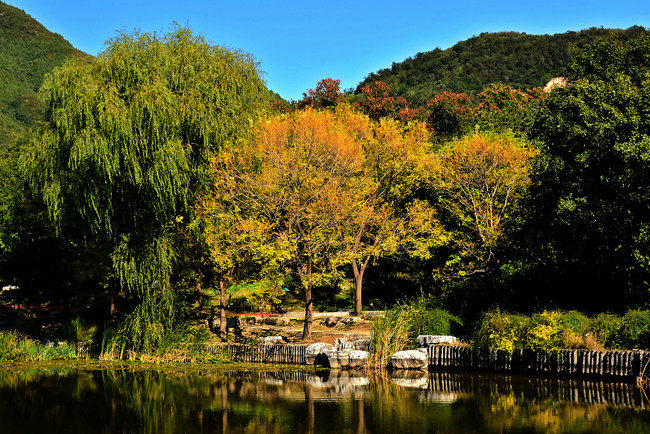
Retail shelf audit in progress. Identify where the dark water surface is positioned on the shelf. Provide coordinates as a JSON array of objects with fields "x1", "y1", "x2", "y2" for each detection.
[{"x1": 0, "y1": 366, "x2": 649, "y2": 433}]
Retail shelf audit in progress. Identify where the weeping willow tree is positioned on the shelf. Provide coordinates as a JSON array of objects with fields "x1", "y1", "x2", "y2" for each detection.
[{"x1": 22, "y1": 26, "x2": 269, "y2": 353}]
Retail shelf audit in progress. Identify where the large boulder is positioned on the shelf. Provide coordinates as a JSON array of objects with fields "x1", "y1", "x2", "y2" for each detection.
[
  {"x1": 334, "y1": 338, "x2": 356, "y2": 350},
  {"x1": 260, "y1": 336, "x2": 285, "y2": 345},
  {"x1": 348, "y1": 350, "x2": 369, "y2": 368},
  {"x1": 390, "y1": 350, "x2": 428, "y2": 370},
  {"x1": 320, "y1": 349, "x2": 369, "y2": 369},
  {"x1": 325, "y1": 316, "x2": 340, "y2": 327},
  {"x1": 417, "y1": 335, "x2": 457, "y2": 347},
  {"x1": 305, "y1": 342, "x2": 334, "y2": 365}
]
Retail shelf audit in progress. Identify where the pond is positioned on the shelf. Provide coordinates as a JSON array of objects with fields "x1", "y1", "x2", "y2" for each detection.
[{"x1": 0, "y1": 365, "x2": 648, "y2": 433}]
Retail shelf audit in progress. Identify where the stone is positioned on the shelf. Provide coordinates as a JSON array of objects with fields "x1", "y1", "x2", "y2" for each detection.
[
  {"x1": 334, "y1": 338, "x2": 355, "y2": 350},
  {"x1": 320, "y1": 349, "x2": 369, "y2": 369},
  {"x1": 305, "y1": 342, "x2": 333, "y2": 365},
  {"x1": 353, "y1": 339, "x2": 370, "y2": 351},
  {"x1": 260, "y1": 336, "x2": 284, "y2": 345},
  {"x1": 348, "y1": 350, "x2": 369, "y2": 368},
  {"x1": 362, "y1": 311, "x2": 384, "y2": 321},
  {"x1": 390, "y1": 350, "x2": 428, "y2": 370},
  {"x1": 322, "y1": 349, "x2": 351, "y2": 368},
  {"x1": 325, "y1": 316, "x2": 340, "y2": 327},
  {"x1": 416, "y1": 335, "x2": 457, "y2": 347}
]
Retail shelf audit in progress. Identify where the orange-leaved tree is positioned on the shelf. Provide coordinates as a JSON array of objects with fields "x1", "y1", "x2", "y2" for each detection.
[
  {"x1": 337, "y1": 118, "x2": 445, "y2": 315},
  {"x1": 202, "y1": 105, "x2": 444, "y2": 337},
  {"x1": 204, "y1": 107, "x2": 368, "y2": 338},
  {"x1": 426, "y1": 131, "x2": 538, "y2": 278}
]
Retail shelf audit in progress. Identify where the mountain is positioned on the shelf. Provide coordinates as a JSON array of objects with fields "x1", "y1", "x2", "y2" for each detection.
[
  {"x1": 355, "y1": 26, "x2": 647, "y2": 106},
  {"x1": 0, "y1": 1, "x2": 87, "y2": 148}
]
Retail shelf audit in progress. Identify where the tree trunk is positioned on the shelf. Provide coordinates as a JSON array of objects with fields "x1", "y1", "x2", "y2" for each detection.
[
  {"x1": 302, "y1": 284, "x2": 313, "y2": 339},
  {"x1": 194, "y1": 281, "x2": 202, "y2": 307},
  {"x1": 219, "y1": 279, "x2": 227, "y2": 337},
  {"x1": 109, "y1": 289, "x2": 116, "y2": 316},
  {"x1": 351, "y1": 257, "x2": 371, "y2": 316}
]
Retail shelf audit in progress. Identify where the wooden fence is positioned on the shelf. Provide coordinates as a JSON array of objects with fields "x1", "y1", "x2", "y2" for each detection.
[
  {"x1": 207, "y1": 344, "x2": 308, "y2": 365},
  {"x1": 428, "y1": 346, "x2": 650, "y2": 380},
  {"x1": 426, "y1": 371, "x2": 648, "y2": 409}
]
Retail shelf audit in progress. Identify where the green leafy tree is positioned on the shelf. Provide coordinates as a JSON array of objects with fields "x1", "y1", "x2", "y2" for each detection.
[
  {"x1": 22, "y1": 26, "x2": 268, "y2": 352},
  {"x1": 525, "y1": 30, "x2": 650, "y2": 310}
]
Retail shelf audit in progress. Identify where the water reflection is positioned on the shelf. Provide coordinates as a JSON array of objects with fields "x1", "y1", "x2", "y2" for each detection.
[{"x1": 0, "y1": 367, "x2": 648, "y2": 433}]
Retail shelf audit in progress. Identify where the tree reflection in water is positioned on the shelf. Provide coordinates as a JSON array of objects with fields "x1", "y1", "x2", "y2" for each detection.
[{"x1": 0, "y1": 367, "x2": 648, "y2": 433}]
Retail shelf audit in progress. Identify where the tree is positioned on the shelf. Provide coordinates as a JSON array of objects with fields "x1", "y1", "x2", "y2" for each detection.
[
  {"x1": 22, "y1": 26, "x2": 268, "y2": 351},
  {"x1": 426, "y1": 91, "x2": 477, "y2": 137},
  {"x1": 354, "y1": 81, "x2": 423, "y2": 123},
  {"x1": 525, "y1": 31, "x2": 650, "y2": 310},
  {"x1": 296, "y1": 78, "x2": 346, "y2": 110},
  {"x1": 222, "y1": 107, "x2": 370, "y2": 338},
  {"x1": 426, "y1": 131, "x2": 537, "y2": 278},
  {"x1": 335, "y1": 118, "x2": 443, "y2": 315}
]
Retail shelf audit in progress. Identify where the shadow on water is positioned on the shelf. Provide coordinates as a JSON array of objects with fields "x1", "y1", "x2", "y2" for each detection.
[{"x1": 0, "y1": 366, "x2": 648, "y2": 433}]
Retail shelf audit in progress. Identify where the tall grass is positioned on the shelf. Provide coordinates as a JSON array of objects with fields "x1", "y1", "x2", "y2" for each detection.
[
  {"x1": 368, "y1": 308, "x2": 411, "y2": 368},
  {"x1": 368, "y1": 295, "x2": 464, "y2": 368},
  {"x1": 101, "y1": 324, "x2": 229, "y2": 363},
  {"x1": 0, "y1": 331, "x2": 78, "y2": 361}
]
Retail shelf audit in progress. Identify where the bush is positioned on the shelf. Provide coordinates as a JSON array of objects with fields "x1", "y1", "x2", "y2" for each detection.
[
  {"x1": 404, "y1": 295, "x2": 463, "y2": 337},
  {"x1": 558, "y1": 311, "x2": 591, "y2": 335},
  {"x1": 589, "y1": 313, "x2": 623, "y2": 349},
  {"x1": 619, "y1": 310, "x2": 650, "y2": 349},
  {"x1": 474, "y1": 308, "x2": 528, "y2": 352}
]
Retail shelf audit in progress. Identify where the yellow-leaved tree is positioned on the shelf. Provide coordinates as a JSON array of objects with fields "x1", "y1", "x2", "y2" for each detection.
[
  {"x1": 425, "y1": 131, "x2": 538, "y2": 278},
  {"x1": 202, "y1": 105, "x2": 444, "y2": 338}
]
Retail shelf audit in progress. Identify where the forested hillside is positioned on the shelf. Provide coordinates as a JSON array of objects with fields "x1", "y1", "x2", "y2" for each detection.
[
  {"x1": 0, "y1": 1, "x2": 86, "y2": 148},
  {"x1": 355, "y1": 26, "x2": 646, "y2": 105}
]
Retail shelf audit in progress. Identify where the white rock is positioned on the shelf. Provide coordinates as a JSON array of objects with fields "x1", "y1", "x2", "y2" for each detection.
[
  {"x1": 390, "y1": 350, "x2": 428, "y2": 370},
  {"x1": 416, "y1": 335, "x2": 457, "y2": 347}
]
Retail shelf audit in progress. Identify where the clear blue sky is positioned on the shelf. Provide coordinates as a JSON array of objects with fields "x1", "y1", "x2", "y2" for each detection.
[{"x1": 5, "y1": 0, "x2": 650, "y2": 101}]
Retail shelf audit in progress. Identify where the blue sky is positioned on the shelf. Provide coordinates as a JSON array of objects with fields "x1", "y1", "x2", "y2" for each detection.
[{"x1": 5, "y1": 0, "x2": 650, "y2": 101}]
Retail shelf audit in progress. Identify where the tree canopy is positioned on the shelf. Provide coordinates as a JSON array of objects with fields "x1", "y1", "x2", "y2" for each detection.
[{"x1": 22, "y1": 25, "x2": 269, "y2": 351}]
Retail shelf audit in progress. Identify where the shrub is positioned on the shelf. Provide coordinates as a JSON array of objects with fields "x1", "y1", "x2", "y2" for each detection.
[
  {"x1": 619, "y1": 310, "x2": 650, "y2": 349},
  {"x1": 474, "y1": 308, "x2": 528, "y2": 352},
  {"x1": 526, "y1": 311, "x2": 564, "y2": 351},
  {"x1": 404, "y1": 295, "x2": 463, "y2": 337},
  {"x1": 558, "y1": 311, "x2": 591, "y2": 335},
  {"x1": 589, "y1": 313, "x2": 623, "y2": 349}
]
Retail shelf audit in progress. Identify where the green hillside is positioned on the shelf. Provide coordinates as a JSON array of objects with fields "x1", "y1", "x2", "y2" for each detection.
[
  {"x1": 355, "y1": 26, "x2": 646, "y2": 105},
  {"x1": 0, "y1": 1, "x2": 86, "y2": 148}
]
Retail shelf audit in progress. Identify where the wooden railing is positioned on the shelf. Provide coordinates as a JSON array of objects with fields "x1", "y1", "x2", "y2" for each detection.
[{"x1": 428, "y1": 346, "x2": 650, "y2": 380}]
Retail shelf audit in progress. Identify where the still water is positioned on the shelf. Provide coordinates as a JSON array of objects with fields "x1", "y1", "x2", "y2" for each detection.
[{"x1": 0, "y1": 366, "x2": 648, "y2": 433}]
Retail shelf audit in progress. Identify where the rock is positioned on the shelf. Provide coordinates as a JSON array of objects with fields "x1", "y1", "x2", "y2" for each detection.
[
  {"x1": 416, "y1": 335, "x2": 457, "y2": 347},
  {"x1": 320, "y1": 349, "x2": 369, "y2": 369},
  {"x1": 362, "y1": 311, "x2": 384, "y2": 321},
  {"x1": 263, "y1": 316, "x2": 289, "y2": 326},
  {"x1": 334, "y1": 338, "x2": 355, "y2": 350},
  {"x1": 348, "y1": 350, "x2": 369, "y2": 368},
  {"x1": 260, "y1": 336, "x2": 284, "y2": 345},
  {"x1": 322, "y1": 349, "x2": 351, "y2": 368},
  {"x1": 305, "y1": 342, "x2": 333, "y2": 365},
  {"x1": 340, "y1": 317, "x2": 359, "y2": 326},
  {"x1": 325, "y1": 316, "x2": 340, "y2": 327},
  {"x1": 390, "y1": 350, "x2": 428, "y2": 370},
  {"x1": 353, "y1": 339, "x2": 370, "y2": 351}
]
